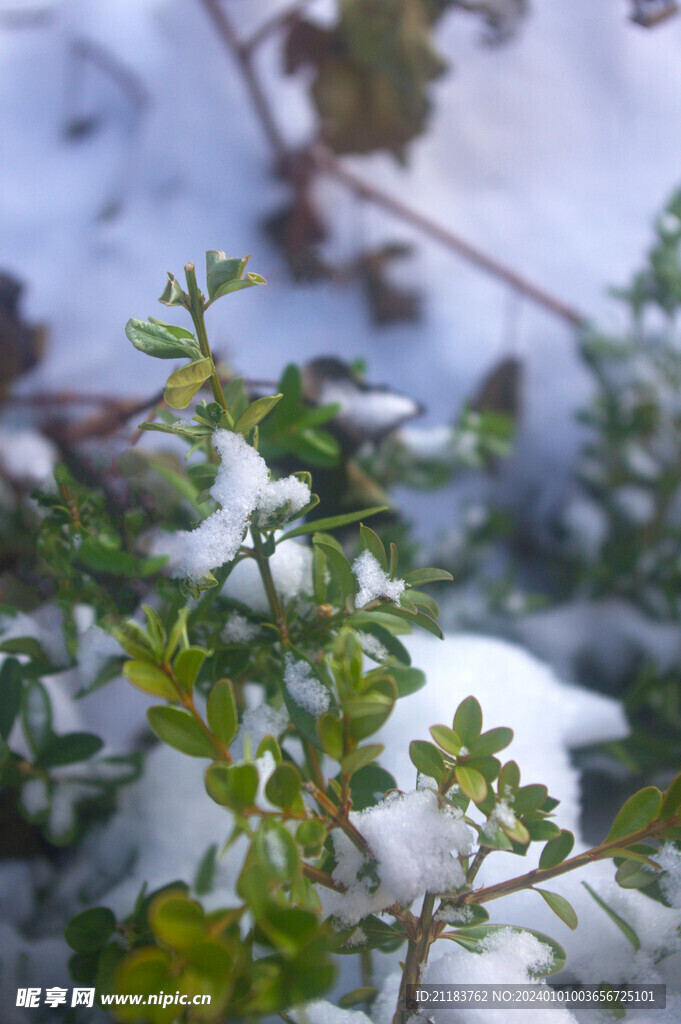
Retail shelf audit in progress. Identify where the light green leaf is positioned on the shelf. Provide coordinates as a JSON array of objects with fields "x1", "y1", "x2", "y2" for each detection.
[
  {"x1": 402, "y1": 568, "x2": 454, "y2": 586},
  {"x1": 234, "y1": 394, "x2": 283, "y2": 434},
  {"x1": 453, "y1": 696, "x2": 483, "y2": 746},
  {"x1": 173, "y1": 646, "x2": 209, "y2": 691},
  {"x1": 205, "y1": 762, "x2": 259, "y2": 812},
  {"x1": 206, "y1": 680, "x2": 238, "y2": 748},
  {"x1": 605, "y1": 787, "x2": 663, "y2": 843},
  {"x1": 158, "y1": 271, "x2": 187, "y2": 306},
  {"x1": 341, "y1": 743, "x2": 384, "y2": 777},
  {"x1": 147, "y1": 706, "x2": 216, "y2": 758},
  {"x1": 455, "y1": 765, "x2": 487, "y2": 803},
  {"x1": 281, "y1": 507, "x2": 389, "y2": 540},
  {"x1": 206, "y1": 251, "x2": 250, "y2": 298},
  {"x1": 265, "y1": 762, "x2": 302, "y2": 809},
  {"x1": 125, "y1": 318, "x2": 200, "y2": 360},
  {"x1": 534, "y1": 888, "x2": 578, "y2": 930},
  {"x1": 164, "y1": 358, "x2": 213, "y2": 410},
  {"x1": 122, "y1": 661, "x2": 177, "y2": 701}
]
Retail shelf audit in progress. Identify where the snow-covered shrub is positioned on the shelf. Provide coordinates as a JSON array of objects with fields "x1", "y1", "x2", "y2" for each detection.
[{"x1": 2, "y1": 252, "x2": 681, "y2": 1024}]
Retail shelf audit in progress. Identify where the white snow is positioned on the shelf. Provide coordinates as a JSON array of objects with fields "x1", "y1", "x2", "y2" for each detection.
[
  {"x1": 356, "y1": 631, "x2": 389, "y2": 662},
  {"x1": 658, "y1": 842, "x2": 681, "y2": 909},
  {"x1": 352, "y1": 550, "x2": 406, "y2": 609},
  {"x1": 291, "y1": 1001, "x2": 372, "y2": 1024},
  {"x1": 256, "y1": 474, "x2": 311, "y2": 525},
  {"x1": 0, "y1": 428, "x2": 57, "y2": 485},
  {"x1": 171, "y1": 429, "x2": 269, "y2": 581},
  {"x1": 328, "y1": 789, "x2": 474, "y2": 924},
  {"x1": 284, "y1": 653, "x2": 331, "y2": 717},
  {"x1": 221, "y1": 610, "x2": 260, "y2": 644}
]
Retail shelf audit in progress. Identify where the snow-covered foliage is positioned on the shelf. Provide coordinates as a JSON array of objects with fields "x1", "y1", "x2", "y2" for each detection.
[{"x1": 352, "y1": 550, "x2": 405, "y2": 608}]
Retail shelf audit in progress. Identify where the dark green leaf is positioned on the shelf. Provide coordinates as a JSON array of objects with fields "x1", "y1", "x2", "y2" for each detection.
[
  {"x1": 534, "y1": 889, "x2": 578, "y2": 930},
  {"x1": 402, "y1": 568, "x2": 454, "y2": 586},
  {"x1": 206, "y1": 680, "x2": 238, "y2": 748},
  {"x1": 38, "y1": 732, "x2": 103, "y2": 768},
  {"x1": 206, "y1": 251, "x2": 250, "y2": 299},
  {"x1": 539, "y1": 829, "x2": 575, "y2": 869},
  {"x1": 453, "y1": 696, "x2": 483, "y2": 746},
  {"x1": 341, "y1": 744, "x2": 384, "y2": 777},
  {"x1": 350, "y1": 764, "x2": 397, "y2": 810},
  {"x1": 359, "y1": 525, "x2": 387, "y2": 570},
  {"x1": 0, "y1": 658, "x2": 22, "y2": 740},
  {"x1": 21, "y1": 679, "x2": 52, "y2": 755},
  {"x1": 409, "y1": 739, "x2": 445, "y2": 783},
  {"x1": 265, "y1": 763, "x2": 302, "y2": 809},
  {"x1": 65, "y1": 908, "x2": 116, "y2": 953},
  {"x1": 472, "y1": 727, "x2": 514, "y2": 757}
]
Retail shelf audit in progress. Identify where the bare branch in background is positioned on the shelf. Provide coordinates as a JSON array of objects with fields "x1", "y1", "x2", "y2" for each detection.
[{"x1": 197, "y1": 0, "x2": 587, "y2": 329}]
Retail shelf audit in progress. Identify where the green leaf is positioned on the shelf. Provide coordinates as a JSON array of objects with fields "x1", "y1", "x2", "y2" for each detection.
[
  {"x1": 389, "y1": 666, "x2": 425, "y2": 697},
  {"x1": 402, "y1": 568, "x2": 454, "y2": 586},
  {"x1": 455, "y1": 765, "x2": 487, "y2": 803},
  {"x1": 205, "y1": 762, "x2": 259, "y2": 811},
  {"x1": 471, "y1": 727, "x2": 514, "y2": 757},
  {"x1": 0, "y1": 658, "x2": 22, "y2": 740},
  {"x1": 525, "y1": 820, "x2": 562, "y2": 842},
  {"x1": 348, "y1": 617, "x2": 411, "y2": 666},
  {"x1": 0, "y1": 636, "x2": 47, "y2": 662},
  {"x1": 206, "y1": 251, "x2": 250, "y2": 299},
  {"x1": 534, "y1": 889, "x2": 578, "y2": 930},
  {"x1": 430, "y1": 724, "x2": 462, "y2": 756},
  {"x1": 255, "y1": 819, "x2": 300, "y2": 882},
  {"x1": 123, "y1": 661, "x2": 178, "y2": 701},
  {"x1": 605, "y1": 786, "x2": 663, "y2": 843},
  {"x1": 125, "y1": 318, "x2": 200, "y2": 360},
  {"x1": 539, "y1": 829, "x2": 575, "y2": 869},
  {"x1": 296, "y1": 819, "x2": 327, "y2": 853},
  {"x1": 282, "y1": 649, "x2": 338, "y2": 750},
  {"x1": 234, "y1": 395, "x2": 283, "y2": 435},
  {"x1": 341, "y1": 744, "x2": 384, "y2": 777},
  {"x1": 212, "y1": 273, "x2": 266, "y2": 302},
  {"x1": 409, "y1": 739, "x2": 445, "y2": 783},
  {"x1": 206, "y1": 680, "x2": 238, "y2": 748},
  {"x1": 582, "y1": 882, "x2": 640, "y2": 950},
  {"x1": 148, "y1": 891, "x2": 205, "y2": 953},
  {"x1": 38, "y1": 732, "x2": 103, "y2": 768},
  {"x1": 660, "y1": 770, "x2": 681, "y2": 818},
  {"x1": 359, "y1": 525, "x2": 387, "y2": 570},
  {"x1": 173, "y1": 645, "x2": 209, "y2": 691},
  {"x1": 437, "y1": 903, "x2": 490, "y2": 927},
  {"x1": 147, "y1": 706, "x2": 216, "y2": 758},
  {"x1": 339, "y1": 987, "x2": 379, "y2": 1009},
  {"x1": 350, "y1": 764, "x2": 397, "y2": 810},
  {"x1": 65, "y1": 908, "x2": 116, "y2": 953},
  {"x1": 317, "y1": 713, "x2": 344, "y2": 760},
  {"x1": 193, "y1": 844, "x2": 218, "y2": 896},
  {"x1": 164, "y1": 357, "x2": 213, "y2": 410},
  {"x1": 281, "y1": 507, "x2": 389, "y2": 540},
  {"x1": 265, "y1": 763, "x2": 302, "y2": 809},
  {"x1": 147, "y1": 316, "x2": 196, "y2": 340},
  {"x1": 312, "y1": 536, "x2": 356, "y2": 605},
  {"x1": 514, "y1": 784, "x2": 549, "y2": 817},
  {"x1": 139, "y1": 420, "x2": 212, "y2": 440},
  {"x1": 453, "y1": 696, "x2": 483, "y2": 747},
  {"x1": 158, "y1": 271, "x2": 187, "y2": 306},
  {"x1": 21, "y1": 679, "x2": 52, "y2": 756},
  {"x1": 335, "y1": 915, "x2": 405, "y2": 954}
]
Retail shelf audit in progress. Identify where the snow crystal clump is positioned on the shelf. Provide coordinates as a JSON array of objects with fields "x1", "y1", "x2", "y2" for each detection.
[
  {"x1": 173, "y1": 430, "x2": 269, "y2": 581},
  {"x1": 223, "y1": 536, "x2": 313, "y2": 613},
  {"x1": 284, "y1": 654, "x2": 330, "y2": 716},
  {"x1": 352, "y1": 550, "x2": 405, "y2": 609},
  {"x1": 658, "y1": 843, "x2": 681, "y2": 908},
  {"x1": 231, "y1": 703, "x2": 289, "y2": 761},
  {"x1": 329, "y1": 789, "x2": 473, "y2": 924},
  {"x1": 256, "y1": 475, "x2": 311, "y2": 526},
  {"x1": 221, "y1": 611, "x2": 260, "y2": 644},
  {"x1": 422, "y1": 928, "x2": 572, "y2": 1024},
  {"x1": 356, "y1": 630, "x2": 389, "y2": 662}
]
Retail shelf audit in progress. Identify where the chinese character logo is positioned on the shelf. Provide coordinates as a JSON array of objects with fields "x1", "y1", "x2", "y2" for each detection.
[
  {"x1": 16, "y1": 988, "x2": 41, "y2": 1008},
  {"x1": 71, "y1": 988, "x2": 96, "y2": 1008}
]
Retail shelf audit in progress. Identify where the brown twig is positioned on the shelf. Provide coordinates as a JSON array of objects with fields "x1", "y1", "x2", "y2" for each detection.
[{"x1": 196, "y1": 0, "x2": 587, "y2": 329}]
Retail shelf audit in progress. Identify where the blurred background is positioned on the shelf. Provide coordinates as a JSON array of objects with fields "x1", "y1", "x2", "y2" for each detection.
[{"x1": 3, "y1": 0, "x2": 681, "y2": 1011}]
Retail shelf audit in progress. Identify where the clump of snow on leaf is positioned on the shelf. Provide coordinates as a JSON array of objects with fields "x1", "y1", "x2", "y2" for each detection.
[
  {"x1": 221, "y1": 611, "x2": 260, "y2": 644},
  {"x1": 172, "y1": 430, "x2": 269, "y2": 581},
  {"x1": 421, "y1": 928, "x2": 573, "y2": 1024},
  {"x1": 284, "y1": 654, "x2": 331, "y2": 717},
  {"x1": 356, "y1": 631, "x2": 389, "y2": 662},
  {"x1": 328, "y1": 789, "x2": 473, "y2": 924},
  {"x1": 168, "y1": 430, "x2": 312, "y2": 581},
  {"x1": 257, "y1": 475, "x2": 311, "y2": 526},
  {"x1": 352, "y1": 550, "x2": 405, "y2": 609}
]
